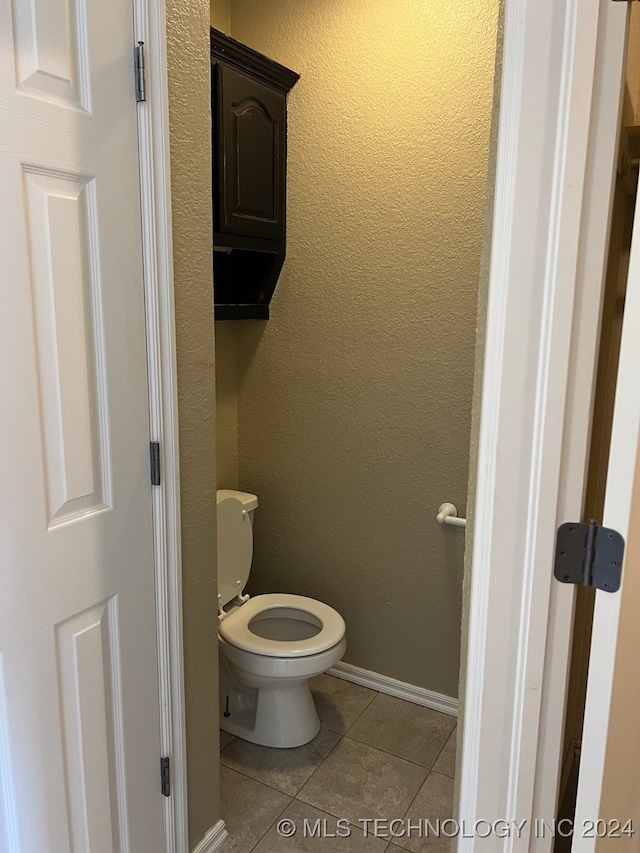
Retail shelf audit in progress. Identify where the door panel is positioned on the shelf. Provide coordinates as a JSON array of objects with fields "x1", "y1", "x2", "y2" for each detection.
[
  {"x1": 573, "y1": 109, "x2": 640, "y2": 852},
  {"x1": 23, "y1": 168, "x2": 109, "y2": 526},
  {"x1": 55, "y1": 599, "x2": 125, "y2": 853},
  {"x1": 595, "y1": 449, "x2": 640, "y2": 852},
  {"x1": 11, "y1": 0, "x2": 91, "y2": 109},
  {"x1": 216, "y1": 64, "x2": 286, "y2": 239},
  {"x1": 0, "y1": 0, "x2": 165, "y2": 850}
]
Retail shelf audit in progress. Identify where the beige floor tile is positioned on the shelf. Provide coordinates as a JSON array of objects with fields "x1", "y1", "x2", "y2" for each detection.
[
  {"x1": 220, "y1": 729, "x2": 236, "y2": 751},
  {"x1": 221, "y1": 727, "x2": 342, "y2": 796},
  {"x1": 432, "y1": 728, "x2": 456, "y2": 778},
  {"x1": 310, "y1": 674, "x2": 377, "y2": 734},
  {"x1": 253, "y1": 799, "x2": 389, "y2": 852},
  {"x1": 393, "y1": 772, "x2": 454, "y2": 853},
  {"x1": 347, "y1": 695, "x2": 455, "y2": 768},
  {"x1": 297, "y1": 737, "x2": 427, "y2": 827},
  {"x1": 220, "y1": 766, "x2": 291, "y2": 853}
]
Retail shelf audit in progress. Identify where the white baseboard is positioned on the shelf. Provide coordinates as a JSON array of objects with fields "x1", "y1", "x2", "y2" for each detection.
[
  {"x1": 328, "y1": 661, "x2": 458, "y2": 717},
  {"x1": 191, "y1": 820, "x2": 228, "y2": 853}
]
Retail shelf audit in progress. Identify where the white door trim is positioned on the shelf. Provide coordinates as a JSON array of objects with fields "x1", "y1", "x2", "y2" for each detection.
[
  {"x1": 459, "y1": 0, "x2": 627, "y2": 848},
  {"x1": 133, "y1": 3, "x2": 188, "y2": 852},
  {"x1": 191, "y1": 820, "x2": 230, "y2": 853}
]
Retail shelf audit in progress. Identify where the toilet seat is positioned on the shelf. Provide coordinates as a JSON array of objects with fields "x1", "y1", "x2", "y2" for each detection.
[{"x1": 219, "y1": 593, "x2": 345, "y2": 658}]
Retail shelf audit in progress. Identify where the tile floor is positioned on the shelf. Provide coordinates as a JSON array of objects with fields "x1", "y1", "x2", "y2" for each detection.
[{"x1": 220, "y1": 674, "x2": 457, "y2": 852}]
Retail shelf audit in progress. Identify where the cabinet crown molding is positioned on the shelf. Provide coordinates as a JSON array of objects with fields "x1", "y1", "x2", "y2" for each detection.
[{"x1": 210, "y1": 28, "x2": 300, "y2": 93}]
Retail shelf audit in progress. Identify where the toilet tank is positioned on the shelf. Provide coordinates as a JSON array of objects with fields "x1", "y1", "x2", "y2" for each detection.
[
  {"x1": 217, "y1": 489, "x2": 258, "y2": 515},
  {"x1": 216, "y1": 490, "x2": 259, "y2": 606}
]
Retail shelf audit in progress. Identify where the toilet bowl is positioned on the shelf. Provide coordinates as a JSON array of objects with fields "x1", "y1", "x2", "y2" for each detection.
[{"x1": 217, "y1": 491, "x2": 347, "y2": 748}]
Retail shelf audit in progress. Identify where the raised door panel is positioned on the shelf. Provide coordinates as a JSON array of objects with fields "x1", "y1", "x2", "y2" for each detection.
[
  {"x1": 0, "y1": 0, "x2": 165, "y2": 849},
  {"x1": 216, "y1": 65, "x2": 286, "y2": 240},
  {"x1": 10, "y1": 0, "x2": 91, "y2": 110},
  {"x1": 23, "y1": 167, "x2": 110, "y2": 528},
  {"x1": 55, "y1": 599, "x2": 125, "y2": 853},
  {"x1": 0, "y1": 604, "x2": 128, "y2": 853}
]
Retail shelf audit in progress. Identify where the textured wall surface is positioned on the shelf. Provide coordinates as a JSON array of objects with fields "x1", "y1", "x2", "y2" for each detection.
[
  {"x1": 230, "y1": 0, "x2": 499, "y2": 697},
  {"x1": 166, "y1": 0, "x2": 219, "y2": 845},
  {"x1": 210, "y1": 0, "x2": 231, "y2": 32},
  {"x1": 214, "y1": 322, "x2": 239, "y2": 488}
]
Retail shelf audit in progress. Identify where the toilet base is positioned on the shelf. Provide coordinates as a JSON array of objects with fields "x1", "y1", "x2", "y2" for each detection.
[{"x1": 220, "y1": 678, "x2": 321, "y2": 748}]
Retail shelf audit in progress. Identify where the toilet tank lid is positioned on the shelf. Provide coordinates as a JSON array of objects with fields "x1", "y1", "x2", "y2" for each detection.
[{"x1": 217, "y1": 489, "x2": 258, "y2": 511}]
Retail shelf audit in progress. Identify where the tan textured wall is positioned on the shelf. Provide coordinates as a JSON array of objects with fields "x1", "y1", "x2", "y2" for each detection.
[
  {"x1": 210, "y1": 0, "x2": 231, "y2": 32},
  {"x1": 231, "y1": 0, "x2": 499, "y2": 696},
  {"x1": 166, "y1": 0, "x2": 219, "y2": 846},
  {"x1": 214, "y1": 323, "x2": 239, "y2": 488}
]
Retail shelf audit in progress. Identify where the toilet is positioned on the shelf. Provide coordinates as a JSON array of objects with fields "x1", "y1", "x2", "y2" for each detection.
[{"x1": 216, "y1": 489, "x2": 347, "y2": 748}]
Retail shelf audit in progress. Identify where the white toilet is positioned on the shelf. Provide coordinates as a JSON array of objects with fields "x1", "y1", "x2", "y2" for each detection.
[{"x1": 217, "y1": 489, "x2": 347, "y2": 748}]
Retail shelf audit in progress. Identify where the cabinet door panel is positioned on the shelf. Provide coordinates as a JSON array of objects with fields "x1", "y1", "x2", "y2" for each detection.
[{"x1": 216, "y1": 65, "x2": 286, "y2": 240}]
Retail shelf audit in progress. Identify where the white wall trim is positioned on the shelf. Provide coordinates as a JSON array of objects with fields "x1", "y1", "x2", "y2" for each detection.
[
  {"x1": 460, "y1": 0, "x2": 627, "y2": 848},
  {"x1": 329, "y1": 662, "x2": 457, "y2": 717},
  {"x1": 133, "y1": 3, "x2": 188, "y2": 852},
  {"x1": 191, "y1": 821, "x2": 229, "y2": 853}
]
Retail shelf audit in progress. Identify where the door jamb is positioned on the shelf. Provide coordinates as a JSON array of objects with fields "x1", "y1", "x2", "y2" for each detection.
[
  {"x1": 459, "y1": 0, "x2": 628, "y2": 846},
  {"x1": 133, "y1": 3, "x2": 188, "y2": 851}
]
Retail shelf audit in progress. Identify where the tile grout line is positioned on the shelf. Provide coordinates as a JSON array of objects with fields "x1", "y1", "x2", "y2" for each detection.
[
  {"x1": 247, "y1": 795, "x2": 295, "y2": 853},
  {"x1": 219, "y1": 740, "x2": 233, "y2": 759},
  {"x1": 397, "y1": 765, "x2": 458, "y2": 842},
  {"x1": 222, "y1": 681, "x2": 456, "y2": 850},
  {"x1": 220, "y1": 727, "x2": 347, "y2": 799},
  {"x1": 287, "y1": 729, "x2": 346, "y2": 798},
  {"x1": 220, "y1": 726, "x2": 454, "y2": 805},
  {"x1": 339, "y1": 686, "x2": 379, "y2": 735},
  {"x1": 429, "y1": 725, "x2": 456, "y2": 774},
  {"x1": 220, "y1": 681, "x2": 382, "y2": 802},
  {"x1": 338, "y1": 733, "x2": 454, "y2": 775},
  {"x1": 292, "y1": 734, "x2": 450, "y2": 837},
  {"x1": 401, "y1": 765, "x2": 434, "y2": 824},
  {"x1": 220, "y1": 761, "x2": 300, "y2": 799},
  {"x1": 337, "y1": 685, "x2": 456, "y2": 772},
  {"x1": 292, "y1": 725, "x2": 427, "y2": 827},
  {"x1": 307, "y1": 719, "x2": 442, "y2": 798},
  {"x1": 288, "y1": 796, "x2": 401, "y2": 842}
]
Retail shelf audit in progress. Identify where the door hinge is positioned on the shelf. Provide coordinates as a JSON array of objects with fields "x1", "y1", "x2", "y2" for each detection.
[
  {"x1": 134, "y1": 41, "x2": 146, "y2": 102},
  {"x1": 554, "y1": 520, "x2": 625, "y2": 593},
  {"x1": 160, "y1": 756, "x2": 171, "y2": 797},
  {"x1": 150, "y1": 441, "x2": 161, "y2": 486}
]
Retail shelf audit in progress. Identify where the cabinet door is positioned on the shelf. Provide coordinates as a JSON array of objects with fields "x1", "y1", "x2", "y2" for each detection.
[{"x1": 216, "y1": 64, "x2": 286, "y2": 240}]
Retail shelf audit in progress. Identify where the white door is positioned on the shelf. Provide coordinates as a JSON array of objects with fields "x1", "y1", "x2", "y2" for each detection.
[
  {"x1": 457, "y1": 0, "x2": 637, "y2": 847},
  {"x1": 571, "y1": 136, "x2": 640, "y2": 849},
  {"x1": 0, "y1": 1, "x2": 166, "y2": 851}
]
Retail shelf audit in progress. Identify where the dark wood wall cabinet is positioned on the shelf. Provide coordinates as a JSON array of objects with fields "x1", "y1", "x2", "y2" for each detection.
[{"x1": 211, "y1": 28, "x2": 299, "y2": 320}]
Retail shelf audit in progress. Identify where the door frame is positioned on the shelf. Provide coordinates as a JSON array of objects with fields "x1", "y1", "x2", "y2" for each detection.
[
  {"x1": 133, "y1": 2, "x2": 188, "y2": 851},
  {"x1": 459, "y1": 0, "x2": 628, "y2": 846}
]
